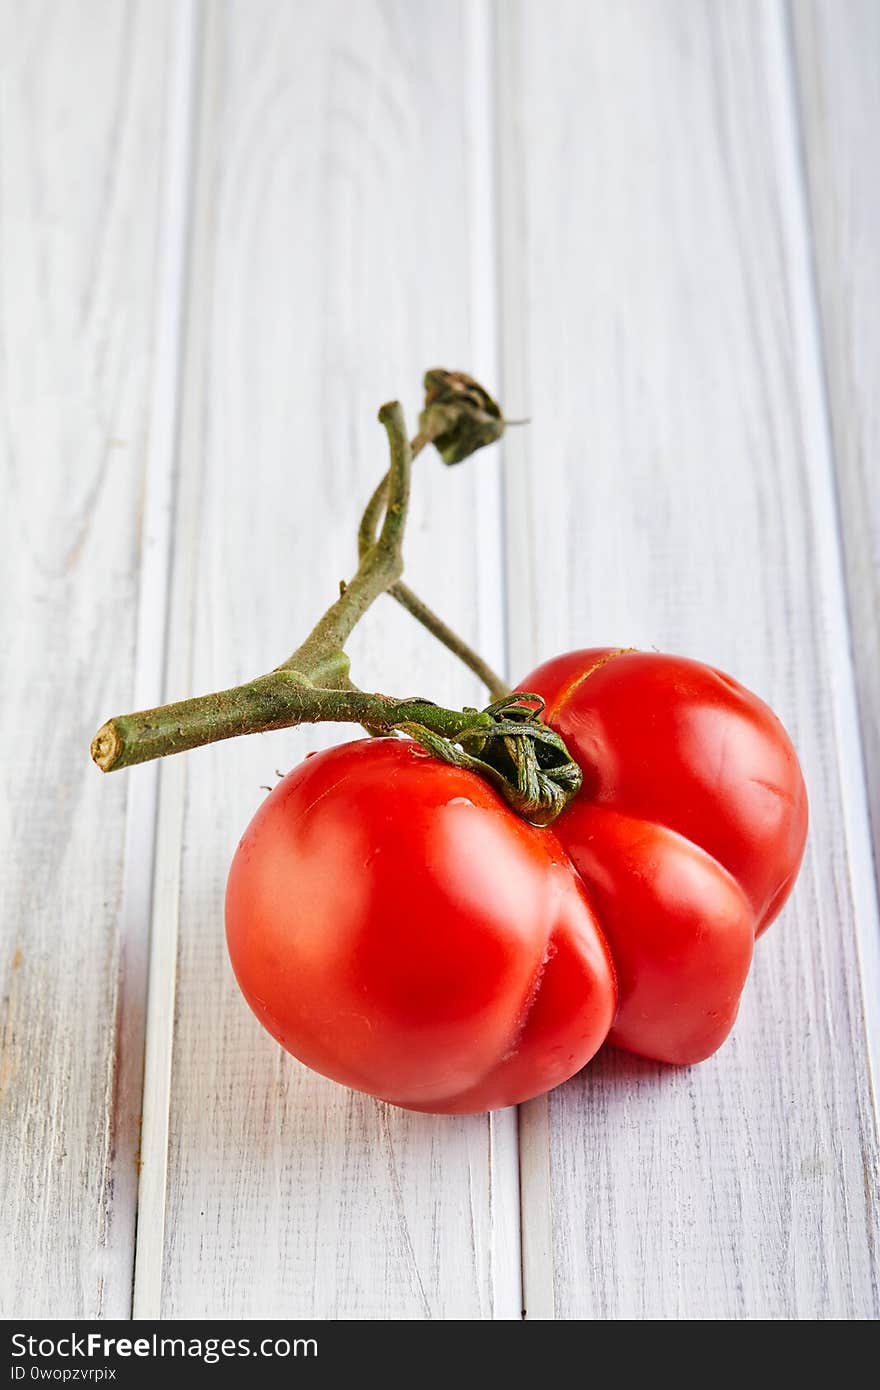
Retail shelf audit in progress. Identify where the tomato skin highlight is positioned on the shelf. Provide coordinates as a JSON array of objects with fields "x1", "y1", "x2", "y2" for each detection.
[
  {"x1": 518, "y1": 649, "x2": 808, "y2": 1065},
  {"x1": 225, "y1": 738, "x2": 617, "y2": 1113}
]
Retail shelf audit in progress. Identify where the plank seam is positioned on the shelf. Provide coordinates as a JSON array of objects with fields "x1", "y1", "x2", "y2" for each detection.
[
  {"x1": 490, "y1": 0, "x2": 555, "y2": 1322},
  {"x1": 467, "y1": 0, "x2": 523, "y2": 1322},
  {"x1": 128, "y1": 0, "x2": 202, "y2": 1321}
]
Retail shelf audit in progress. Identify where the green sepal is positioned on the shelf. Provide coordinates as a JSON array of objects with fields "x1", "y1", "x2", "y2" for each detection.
[{"x1": 396, "y1": 693, "x2": 582, "y2": 827}]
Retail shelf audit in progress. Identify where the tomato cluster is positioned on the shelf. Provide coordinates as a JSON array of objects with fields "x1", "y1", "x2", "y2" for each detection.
[{"x1": 226, "y1": 650, "x2": 807, "y2": 1113}]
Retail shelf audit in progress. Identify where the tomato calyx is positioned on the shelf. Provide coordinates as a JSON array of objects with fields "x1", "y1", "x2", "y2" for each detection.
[
  {"x1": 398, "y1": 693, "x2": 582, "y2": 827},
  {"x1": 419, "y1": 369, "x2": 505, "y2": 465}
]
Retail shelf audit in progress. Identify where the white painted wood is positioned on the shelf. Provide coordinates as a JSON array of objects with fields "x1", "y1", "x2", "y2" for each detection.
[
  {"x1": 497, "y1": 0, "x2": 880, "y2": 1319},
  {"x1": 465, "y1": 0, "x2": 523, "y2": 1322},
  {"x1": 146, "y1": 0, "x2": 517, "y2": 1319},
  {"x1": 7, "y1": 0, "x2": 878, "y2": 1324},
  {"x1": 792, "y1": 0, "x2": 880, "y2": 1085},
  {"x1": 130, "y1": 0, "x2": 201, "y2": 1321},
  {"x1": 0, "y1": 1, "x2": 173, "y2": 1317}
]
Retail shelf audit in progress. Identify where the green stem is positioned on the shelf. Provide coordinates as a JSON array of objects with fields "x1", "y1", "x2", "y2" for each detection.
[
  {"x1": 283, "y1": 401, "x2": 411, "y2": 680},
  {"x1": 94, "y1": 400, "x2": 417, "y2": 774},
  {"x1": 91, "y1": 676, "x2": 490, "y2": 774},
  {"x1": 91, "y1": 397, "x2": 497, "y2": 776},
  {"x1": 356, "y1": 428, "x2": 431, "y2": 560},
  {"x1": 91, "y1": 370, "x2": 536, "y2": 799},
  {"x1": 390, "y1": 585, "x2": 509, "y2": 701},
  {"x1": 358, "y1": 436, "x2": 511, "y2": 701}
]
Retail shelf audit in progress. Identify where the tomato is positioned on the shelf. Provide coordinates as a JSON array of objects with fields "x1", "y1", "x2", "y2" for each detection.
[
  {"x1": 226, "y1": 648, "x2": 807, "y2": 1110},
  {"x1": 517, "y1": 649, "x2": 808, "y2": 1064},
  {"x1": 226, "y1": 737, "x2": 617, "y2": 1113}
]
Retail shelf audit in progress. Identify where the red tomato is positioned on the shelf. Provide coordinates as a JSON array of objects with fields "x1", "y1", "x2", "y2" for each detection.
[
  {"x1": 517, "y1": 649, "x2": 809, "y2": 1064},
  {"x1": 226, "y1": 738, "x2": 617, "y2": 1113},
  {"x1": 226, "y1": 649, "x2": 807, "y2": 1110}
]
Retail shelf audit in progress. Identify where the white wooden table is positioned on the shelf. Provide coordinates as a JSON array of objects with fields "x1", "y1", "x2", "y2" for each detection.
[{"x1": 2, "y1": 0, "x2": 878, "y2": 1321}]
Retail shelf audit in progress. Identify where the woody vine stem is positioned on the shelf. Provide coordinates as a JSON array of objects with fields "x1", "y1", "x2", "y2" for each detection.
[{"x1": 90, "y1": 371, "x2": 582, "y2": 826}]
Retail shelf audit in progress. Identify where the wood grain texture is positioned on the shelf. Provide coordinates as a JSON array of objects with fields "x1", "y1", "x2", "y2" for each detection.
[
  {"x1": 792, "y1": 0, "x2": 880, "y2": 1036},
  {"x1": 6, "y1": 0, "x2": 878, "y2": 1323},
  {"x1": 140, "y1": 0, "x2": 519, "y2": 1319},
  {"x1": 0, "y1": 1, "x2": 172, "y2": 1317},
  {"x1": 496, "y1": 0, "x2": 880, "y2": 1319}
]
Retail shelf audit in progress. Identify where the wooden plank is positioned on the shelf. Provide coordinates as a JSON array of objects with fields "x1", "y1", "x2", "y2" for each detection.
[
  {"x1": 128, "y1": 0, "x2": 201, "y2": 1322},
  {"x1": 497, "y1": 0, "x2": 880, "y2": 1319},
  {"x1": 792, "y1": 0, "x2": 880, "y2": 1074},
  {"x1": 140, "y1": 0, "x2": 518, "y2": 1319},
  {"x1": 0, "y1": 1, "x2": 176, "y2": 1317}
]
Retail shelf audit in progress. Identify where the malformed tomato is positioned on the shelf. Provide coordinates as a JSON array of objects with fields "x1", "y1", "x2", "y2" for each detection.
[
  {"x1": 226, "y1": 737, "x2": 617, "y2": 1113},
  {"x1": 226, "y1": 649, "x2": 807, "y2": 1110},
  {"x1": 517, "y1": 649, "x2": 809, "y2": 1065}
]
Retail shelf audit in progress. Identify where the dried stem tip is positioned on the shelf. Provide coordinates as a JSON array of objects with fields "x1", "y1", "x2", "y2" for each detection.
[{"x1": 91, "y1": 722, "x2": 122, "y2": 773}]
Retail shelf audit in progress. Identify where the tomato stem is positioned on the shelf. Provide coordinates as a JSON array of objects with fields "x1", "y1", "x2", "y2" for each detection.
[
  {"x1": 385, "y1": 584, "x2": 510, "y2": 701},
  {"x1": 280, "y1": 401, "x2": 412, "y2": 678},
  {"x1": 356, "y1": 447, "x2": 510, "y2": 702},
  {"x1": 90, "y1": 370, "x2": 580, "y2": 824},
  {"x1": 92, "y1": 678, "x2": 490, "y2": 773},
  {"x1": 91, "y1": 681, "x2": 581, "y2": 824}
]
